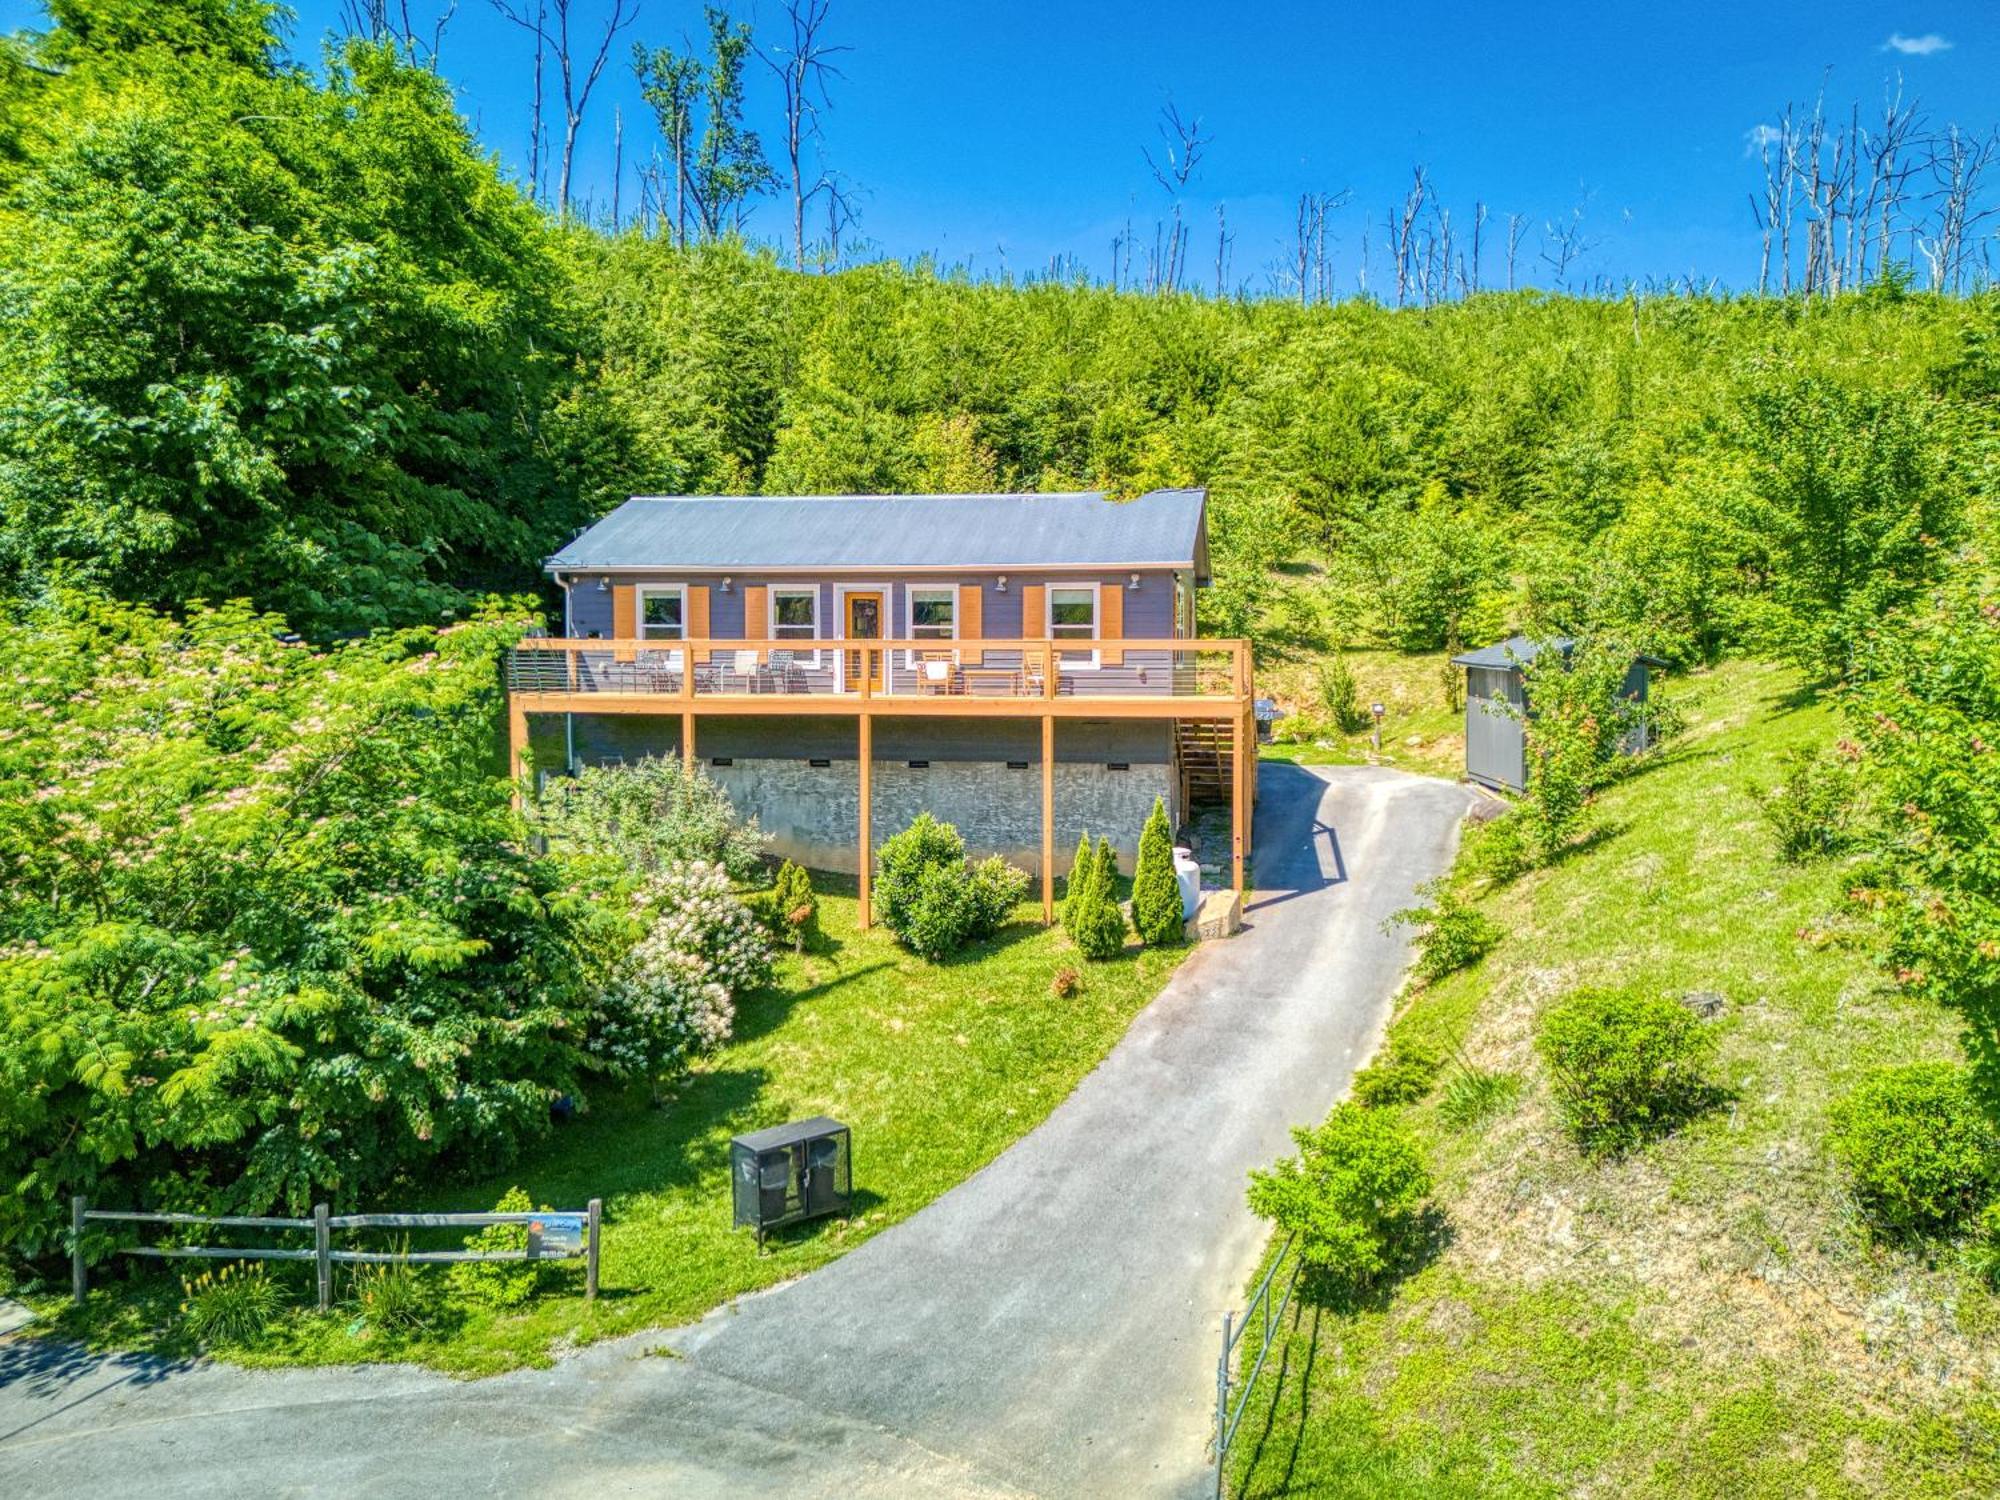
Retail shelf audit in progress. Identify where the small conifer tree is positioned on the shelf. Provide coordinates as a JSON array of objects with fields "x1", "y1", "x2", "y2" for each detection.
[
  {"x1": 1074, "y1": 836, "x2": 1129, "y2": 960},
  {"x1": 1061, "y1": 830, "x2": 1094, "y2": 935},
  {"x1": 1131, "y1": 797, "x2": 1184, "y2": 946}
]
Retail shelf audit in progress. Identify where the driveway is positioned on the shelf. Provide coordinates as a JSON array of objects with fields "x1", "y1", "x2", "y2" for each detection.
[{"x1": 0, "y1": 763, "x2": 1478, "y2": 1500}]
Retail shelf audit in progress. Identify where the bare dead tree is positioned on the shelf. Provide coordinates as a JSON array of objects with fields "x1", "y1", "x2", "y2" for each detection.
[
  {"x1": 1539, "y1": 196, "x2": 1597, "y2": 291},
  {"x1": 1214, "y1": 202, "x2": 1233, "y2": 297},
  {"x1": 611, "y1": 104, "x2": 623, "y2": 229},
  {"x1": 495, "y1": 0, "x2": 639, "y2": 215},
  {"x1": 1143, "y1": 102, "x2": 1210, "y2": 295},
  {"x1": 1921, "y1": 123, "x2": 2000, "y2": 293},
  {"x1": 1389, "y1": 165, "x2": 1429, "y2": 306},
  {"x1": 340, "y1": 0, "x2": 459, "y2": 67},
  {"x1": 1504, "y1": 212, "x2": 1526, "y2": 291},
  {"x1": 1468, "y1": 201, "x2": 1487, "y2": 295},
  {"x1": 759, "y1": 0, "x2": 852, "y2": 271}
]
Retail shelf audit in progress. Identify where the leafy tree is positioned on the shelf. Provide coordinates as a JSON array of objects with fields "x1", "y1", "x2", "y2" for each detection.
[
  {"x1": 1732, "y1": 376, "x2": 1962, "y2": 683},
  {"x1": 1850, "y1": 572, "x2": 2000, "y2": 1111},
  {"x1": 1071, "y1": 838, "x2": 1129, "y2": 961},
  {"x1": 0, "y1": 594, "x2": 624, "y2": 1255},
  {"x1": 1517, "y1": 637, "x2": 1662, "y2": 860},
  {"x1": 1131, "y1": 798, "x2": 1184, "y2": 947}
]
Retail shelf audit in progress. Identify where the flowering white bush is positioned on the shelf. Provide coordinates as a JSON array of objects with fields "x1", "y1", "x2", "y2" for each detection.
[{"x1": 590, "y1": 861, "x2": 773, "y2": 1090}]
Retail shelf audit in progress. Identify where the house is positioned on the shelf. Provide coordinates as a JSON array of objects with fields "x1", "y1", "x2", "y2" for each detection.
[
  {"x1": 1451, "y1": 636, "x2": 1662, "y2": 792},
  {"x1": 506, "y1": 489, "x2": 1256, "y2": 927}
]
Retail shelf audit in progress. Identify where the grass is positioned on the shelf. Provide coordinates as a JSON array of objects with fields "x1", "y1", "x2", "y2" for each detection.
[
  {"x1": 37, "y1": 882, "x2": 1184, "y2": 1376},
  {"x1": 1257, "y1": 648, "x2": 1466, "y2": 778},
  {"x1": 1225, "y1": 659, "x2": 2000, "y2": 1499}
]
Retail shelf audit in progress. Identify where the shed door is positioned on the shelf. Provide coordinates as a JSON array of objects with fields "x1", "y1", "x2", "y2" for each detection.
[{"x1": 1465, "y1": 670, "x2": 1528, "y2": 791}]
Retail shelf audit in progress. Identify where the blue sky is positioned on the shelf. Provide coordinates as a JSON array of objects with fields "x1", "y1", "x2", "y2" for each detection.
[{"x1": 7, "y1": 2, "x2": 1999, "y2": 290}]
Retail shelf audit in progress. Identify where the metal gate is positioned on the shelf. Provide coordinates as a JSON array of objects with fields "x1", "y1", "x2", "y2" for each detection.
[{"x1": 1212, "y1": 1233, "x2": 1301, "y2": 1497}]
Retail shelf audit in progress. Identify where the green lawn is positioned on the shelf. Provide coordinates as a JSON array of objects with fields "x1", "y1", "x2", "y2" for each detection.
[
  {"x1": 38, "y1": 884, "x2": 1184, "y2": 1376},
  {"x1": 1258, "y1": 648, "x2": 1467, "y2": 778},
  {"x1": 1226, "y1": 660, "x2": 2000, "y2": 1499}
]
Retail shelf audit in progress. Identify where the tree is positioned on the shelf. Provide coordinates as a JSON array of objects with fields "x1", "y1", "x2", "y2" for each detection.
[
  {"x1": 1248, "y1": 1105, "x2": 1433, "y2": 1294},
  {"x1": 1060, "y1": 831, "x2": 1094, "y2": 935},
  {"x1": 492, "y1": 0, "x2": 637, "y2": 215},
  {"x1": 1071, "y1": 838, "x2": 1128, "y2": 961},
  {"x1": 1131, "y1": 798, "x2": 1184, "y2": 947},
  {"x1": 758, "y1": 0, "x2": 852, "y2": 272},
  {"x1": 633, "y1": 7, "x2": 772, "y2": 245}
]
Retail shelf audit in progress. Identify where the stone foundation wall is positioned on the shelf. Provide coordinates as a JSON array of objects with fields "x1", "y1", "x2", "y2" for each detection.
[{"x1": 706, "y1": 758, "x2": 1169, "y2": 873}]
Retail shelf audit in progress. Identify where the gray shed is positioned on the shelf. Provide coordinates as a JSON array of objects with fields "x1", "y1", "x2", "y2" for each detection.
[{"x1": 1450, "y1": 636, "x2": 1662, "y2": 792}]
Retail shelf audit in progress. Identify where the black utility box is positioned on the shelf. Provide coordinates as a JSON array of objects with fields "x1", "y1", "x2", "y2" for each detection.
[{"x1": 730, "y1": 1116, "x2": 852, "y2": 1244}]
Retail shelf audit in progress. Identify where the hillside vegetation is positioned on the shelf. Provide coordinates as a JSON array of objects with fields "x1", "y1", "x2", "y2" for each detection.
[{"x1": 1228, "y1": 663, "x2": 2000, "y2": 1498}]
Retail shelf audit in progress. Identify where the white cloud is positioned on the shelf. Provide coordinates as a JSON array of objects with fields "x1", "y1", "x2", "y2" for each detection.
[
  {"x1": 1744, "y1": 123, "x2": 1784, "y2": 157},
  {"x1": 1883, "y1": 32, "x2": 1953, "y2": 56}
]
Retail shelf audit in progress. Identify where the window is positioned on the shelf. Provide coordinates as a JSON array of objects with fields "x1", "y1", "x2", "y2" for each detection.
[
  {"x1": 909, "y1": 588, "x2": 955, "y2": 641},
  {"x1": 1049, "y1": 584, "x2": 1099, "y2": 668},
  {"x1": 771, "y1": 587, "x2": 818, "y2": 642},
  {"x1": 637, "y1": 586, "x2": 685, "y2": 640},
  {"x1": 907, "y1": 587, "x2": 956, "y2": 666}
]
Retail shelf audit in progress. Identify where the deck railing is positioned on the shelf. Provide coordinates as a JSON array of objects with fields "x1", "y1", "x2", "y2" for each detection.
[{"x1": 506, "y1": 637, "x2": 1252, "y2": 704}]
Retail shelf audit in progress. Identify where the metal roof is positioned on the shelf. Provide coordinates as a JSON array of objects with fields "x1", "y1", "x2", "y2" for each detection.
[
  {"x1": 1450, "y1": 635, "x2": 1574, "y2": 670},
  {"x1": 547, "y1": 488, "x2": 1210, "y2": 580},
  {"x1": 731, "y1": 1116, "x2": 848, "y2": 1153},
  {"x1": 1451, "y1": 635, "x2": 1667, "y2": 671}
]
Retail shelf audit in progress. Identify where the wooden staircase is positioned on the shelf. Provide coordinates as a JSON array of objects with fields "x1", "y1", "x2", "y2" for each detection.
[{"x1": 1174, "y1": 719, "x2": 1234, "y2": 808}]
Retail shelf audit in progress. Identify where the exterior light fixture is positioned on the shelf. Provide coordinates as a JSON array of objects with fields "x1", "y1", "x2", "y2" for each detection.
[
  {"x1": 596, "y1": 576, "x2": 610, "y2": 592},
  {"x1": 1370, "y1": 701, "x2": 1386, "y2": 753},
  {"x1": 996, "y1": 574, "x2": 1008, "y2": 592},
  {"x1": 720, "y1": 576, "x2": 734, "y2": 594},
  {"x1": 1128, "y1": 573, "x2": 1141, "y2": 590}
]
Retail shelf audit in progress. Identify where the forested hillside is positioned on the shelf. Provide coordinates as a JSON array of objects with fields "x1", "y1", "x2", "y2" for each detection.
[{"x1": 2, "y1": 4, "x2": 1993, "y2": 665}]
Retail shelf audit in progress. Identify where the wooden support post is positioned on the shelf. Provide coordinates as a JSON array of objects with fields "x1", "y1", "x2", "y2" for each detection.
[
  {"x1": 857, "y1": 710, "x2": 874, "y2": 929},
  {"x1": 586, "y1": 1197, "x2": 602, "y2": 1301},
  {"x1": 1231, "y1": 707, "x2": 1248, "y2": 897},
  {"x1": 314, "y1": 1203, "x2": 331, "y2": 1312},
  {"x1": 71, "y1": 1195, "x2": 87, "y2": 1304},
  {"x1": 681, "y1": 709, "x2": 695, "y2": 765},
  {"x1": 507, "y1": 702, "x2": 528, "y2": 808},
  {"x1": 1041, "y1": 714, "x2": 1056, "y2": 924}
]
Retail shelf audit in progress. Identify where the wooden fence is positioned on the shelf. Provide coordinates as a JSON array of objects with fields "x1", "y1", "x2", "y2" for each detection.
[{"x1": 70, "y1": 1196, "x2": 602, "y2": 1311}]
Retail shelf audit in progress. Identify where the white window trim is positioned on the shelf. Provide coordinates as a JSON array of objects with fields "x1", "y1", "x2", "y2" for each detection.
[
  {"x1": 833, "y1": 582, "x2": 895, "y2": 694},
  {"x1": 1047, "y1": 581, "x2": 1102, "y2": 670},
  {"x1": 904, "y1": 585, "x2": 960, "y2": 670},
  {"x1": 767, "y1": 584, "x2": 823, "y2": 668},
  {"x1": 634, "y1": 583, "x2": 687, "y2": 668}
]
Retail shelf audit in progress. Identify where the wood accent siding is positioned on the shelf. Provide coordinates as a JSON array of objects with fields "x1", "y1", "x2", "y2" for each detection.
[
  {"x1": 611, "y1": 584, "x2": 636, "y2": 660},
  {"x1": 1099, "y1": 583, "x2": 1124, "y2": 665},
  {"x1": 1019, "y1": 584, "x2": 1045, "y2": 639},
  {"x1": 958, "y1": 583, "x2": 983, "y2": 665},
  {"x1": 687, "y1": 584, "x2": 711, "y2": 641},
  {"x1": 743, "y1": 584, "x2": 768, "y2": 638}
]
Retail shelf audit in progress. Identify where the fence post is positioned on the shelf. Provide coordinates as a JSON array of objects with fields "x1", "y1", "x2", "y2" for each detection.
[
  {"x1": 314, "y1": 1203, "x2": 331, "y2": 1312},
  {"x1": 71, "y1": 1195, "x2": 87, "y2": 1304},
  {"x1": 585, "y1": 1198, "x2": 602, "y2": 1302},
  {"x1": 1215, "y1": 1309, "x2": 1232, "y2": 1498}
]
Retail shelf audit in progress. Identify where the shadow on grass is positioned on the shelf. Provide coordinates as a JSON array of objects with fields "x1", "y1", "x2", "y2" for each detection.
[{"x1": 1571, "y1": 1080, "x2": 1741, "y2": 1162}]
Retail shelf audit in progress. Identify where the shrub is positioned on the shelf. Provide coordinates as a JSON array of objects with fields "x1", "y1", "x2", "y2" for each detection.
[
  {"x1": 1461, "y1": 811, "x2": 1534, "y2": 884},
  {"x1": 1536, "y1": 988, "x2": 1717, "y2": 1154},
  {"x1": 536, "y1": 755, "x2": 768, "y2": 882},
  {"x1": 1050, "y1": 966, "x2": 1081, "y2": 999},
  {"x1": 1517, "y1": 636, "x2": 1663, "y2": 859},
  {"x1": 1829, "y1": 1063, "x2": 1998, "y2": 1240},
  {"x1": 1247, "y1": 1104, "x2": 1433, "y2": 1293},
  {"x1": 765, "y1": 860, "x2": 819, "y2": 953},
  {"x1": 875, "y1": 815, "x2": 1026, "y2": 960},
  {"x1": 1757, "y1": 746, "x2": 1858, "y2": 863},
  {"x1": 1315, "y1": 655, "x2": 1372, "y2": 734},
  {"x1": 179, "y1": 1261, "x2": 284, "y2": 1346},
  {"x1": 1131, "y1": 798, "x2": 1184, "y2": 947},
  {"x1": 1389, "y1": 879, "x2": 1501, "y2": 984},
  {"x1": 1071, "y1": 839, "x2": 1130, "y2": 961},
  {"x1": 1435, "y1": 1067, "x2": 1524, "y2": 1129},
  {"x1": 1351, "y1": 1036, "x2": 1444, "y2": 1107},
  {"x1": 448, "y1": 1187, "x2": 550, "y2": 1309},
  {"x1": 1060, "y1": 832, "x2": 1093, "y2": 935},
  {"x1": 591, "y1": 861, "x2": 771, "y2": 1092},
  {"x1": 1971, "y1": 1203, "x2": 2000, "y2": 1288}
]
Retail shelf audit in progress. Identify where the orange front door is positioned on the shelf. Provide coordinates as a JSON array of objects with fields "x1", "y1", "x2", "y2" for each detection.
[{"x1": 845, "y1": 592, "x2": 884, "y2": 689}]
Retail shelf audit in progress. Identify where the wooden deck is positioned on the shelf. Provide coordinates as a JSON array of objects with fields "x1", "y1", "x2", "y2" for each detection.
[{"x1": 507, "y1": 636, "x2": 1256, "y2": 925}]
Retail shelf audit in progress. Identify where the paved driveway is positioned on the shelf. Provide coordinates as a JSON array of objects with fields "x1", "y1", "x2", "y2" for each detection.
[{"x1": 0, "y1": 764, "x2": 1477, "y2": 1500}]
